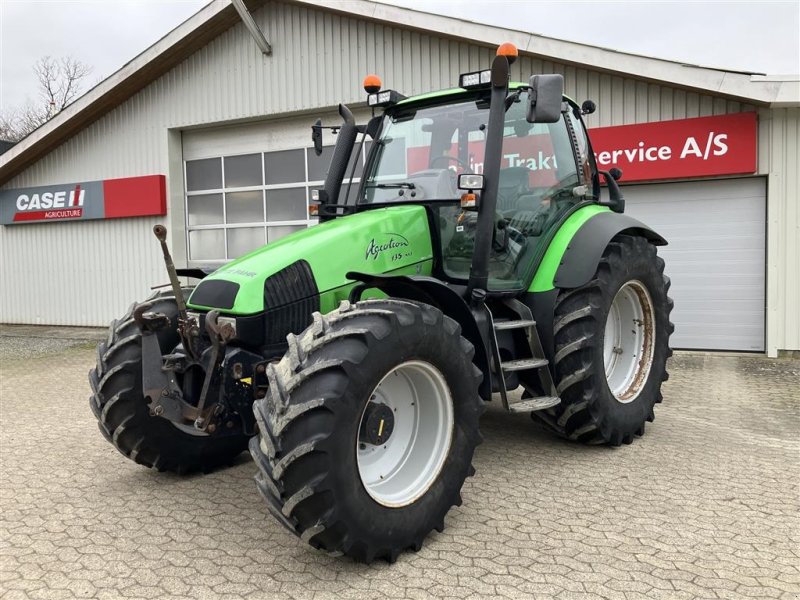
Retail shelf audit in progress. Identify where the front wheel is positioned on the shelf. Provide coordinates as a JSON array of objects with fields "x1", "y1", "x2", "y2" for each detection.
[
  {"x1": 250, "y1": 299, "x2": 483, "y2": 563},
  {"x1": 88, "y1": 290, "x2": 250, "y2": 473},
  {"x1": 532, "y1": 234, "x2": 674, "y2": 445}
]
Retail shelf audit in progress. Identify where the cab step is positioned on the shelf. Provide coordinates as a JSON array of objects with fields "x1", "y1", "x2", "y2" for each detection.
[
  {"x1": 493, "y1": 319, "x2": 536, "y2": 331},
  {"x1": 501, "y1": 358, "x2": 548, "y2": 372},
  {"x1": 508, "y1": 396, "x2": 561, "y2": 413}
]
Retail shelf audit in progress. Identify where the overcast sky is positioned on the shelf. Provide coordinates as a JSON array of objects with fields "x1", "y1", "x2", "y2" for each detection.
[{"x1": 1, "y1": 0, "x2": 798, "y2": 111}]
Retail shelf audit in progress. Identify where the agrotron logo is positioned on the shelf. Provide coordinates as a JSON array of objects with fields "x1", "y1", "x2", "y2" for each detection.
[{"x1": 365, "y1": 233, "x2": 410, "y2": 261}]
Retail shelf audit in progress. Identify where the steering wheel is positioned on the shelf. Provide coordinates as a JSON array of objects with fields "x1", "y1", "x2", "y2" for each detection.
[{"x1": 430, "y1": 155, "x2": 467, "y2": 168}]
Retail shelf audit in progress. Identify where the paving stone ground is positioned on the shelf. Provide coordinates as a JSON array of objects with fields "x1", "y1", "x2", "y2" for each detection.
[{"x1": 0, "y1": 334, "x2": 798, "y2": 600}]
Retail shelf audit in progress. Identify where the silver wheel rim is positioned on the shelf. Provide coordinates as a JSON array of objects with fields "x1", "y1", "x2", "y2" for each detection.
[
  {"x1": 603, "y1": 280, "x2": 656, "y2": 403},
  {"x1": 357, "y1": 360, "x2": 454, "y2": 508}
]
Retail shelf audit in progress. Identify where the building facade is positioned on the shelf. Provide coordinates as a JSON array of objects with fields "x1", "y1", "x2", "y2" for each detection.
[{"x1": 1, "y1": 0, "x2": 798, "y2": 355}]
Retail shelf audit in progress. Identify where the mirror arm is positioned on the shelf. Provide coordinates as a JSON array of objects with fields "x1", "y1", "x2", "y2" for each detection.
[
  {"x1": 313, "y1": 124, "x2": 341, "y2": 134},
  {"x1": 598, "y1": 170, "x2": 625, "y2": 213}
]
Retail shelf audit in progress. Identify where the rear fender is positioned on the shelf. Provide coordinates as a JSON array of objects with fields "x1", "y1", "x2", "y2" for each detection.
[
  {"x1": 347, "y1": 272, "x2": 492, "y2": 401},
  {"x1": 526, "y1": 211, "x2": 667, "y2": 361},
  {"x1": 553, "y1": 211, "x2": 667, "y2": 289}
]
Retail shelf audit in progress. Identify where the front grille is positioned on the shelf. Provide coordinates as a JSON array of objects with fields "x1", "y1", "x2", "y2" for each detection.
[{"x1": 263, "y1": 260, "x2": 320, "y2": 345}]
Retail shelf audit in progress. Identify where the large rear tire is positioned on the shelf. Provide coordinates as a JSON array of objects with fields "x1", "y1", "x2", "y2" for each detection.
[
  {"x1": 88, "y1": 290, "x2": 249, "y2": 473},
  {"x1": 532, "y1": 234, "x2": 674, "y2": 445},
  {"x1": 250, "y1": 299, "x2": 483, "y2": 563}
]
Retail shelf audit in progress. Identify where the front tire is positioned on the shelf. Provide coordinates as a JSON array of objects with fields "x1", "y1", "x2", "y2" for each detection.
[
  {"x1": 532, "y1": 235, "x2": 674, "y2": 445},
  {"x1": 88, "y1": 290, "x2": 250, "y2": 473},
  {"x1": 250, "y1": 299, "x2": 483, "y2": 563}
]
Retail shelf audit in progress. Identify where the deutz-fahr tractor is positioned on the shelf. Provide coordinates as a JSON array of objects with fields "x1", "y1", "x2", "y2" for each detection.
[{"x1": 90, "y1": 42, "x2": 673, "y2": 563}]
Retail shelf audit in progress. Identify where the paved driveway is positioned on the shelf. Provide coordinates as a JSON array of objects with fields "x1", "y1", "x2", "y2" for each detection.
[{"x1": 1, "y1": 333, "x2": 798, "y2": 599}]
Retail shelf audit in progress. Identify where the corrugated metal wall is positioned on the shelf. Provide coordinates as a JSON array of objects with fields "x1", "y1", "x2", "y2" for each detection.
[
  {"x1": 761, "y1": 108, "x2": 800, "y2": 355},
  {"x1": 0, "y1": 0, "x2": 795, "y2": 351},
  {"x1": 0, "y1": 217, "x2": 164, "y2": 326}
]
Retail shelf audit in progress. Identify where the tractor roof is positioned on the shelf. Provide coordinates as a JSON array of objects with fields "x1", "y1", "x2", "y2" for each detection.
[{"x1": 396, "y1": 84, "x2": 576, "y2": 108}]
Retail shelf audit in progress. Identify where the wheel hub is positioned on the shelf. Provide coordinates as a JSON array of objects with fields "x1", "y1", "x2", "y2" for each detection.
[
  {"x1": 359, "y1": 402, "x2": 395, "y2": 446},
  {"x1": 603, "y1": 280, "x2": 656, "y2": 403},
  {"x1": 356, "y1": 360, "x2": 454, "y2": 508}
]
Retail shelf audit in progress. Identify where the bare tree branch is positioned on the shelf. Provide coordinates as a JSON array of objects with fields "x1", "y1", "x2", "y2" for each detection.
[{"x1": 1, "y1": 55, "x2": 93, "y2": 141}]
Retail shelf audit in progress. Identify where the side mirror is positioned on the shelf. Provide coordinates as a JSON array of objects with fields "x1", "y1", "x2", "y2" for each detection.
[
  {"x1": 581, "y1": 100, "x2": 597, "y2": 115},
  {"x1": 526, "y1": 74, "x2": 564, "y2": 123},
  {"x1": 311, "y1": 118, "x2": 323, "y2": 156}
]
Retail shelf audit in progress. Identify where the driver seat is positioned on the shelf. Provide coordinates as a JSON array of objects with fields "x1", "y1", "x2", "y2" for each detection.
[{"x1": 496, "y1": 167, "x2": 532, "y2": 213}]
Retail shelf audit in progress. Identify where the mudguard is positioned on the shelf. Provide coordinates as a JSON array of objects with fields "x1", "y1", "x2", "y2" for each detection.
[
  {"x1": 525, "y1": 211, "x2": 667, "y2": 362},
  {"x1": 346, "y1": 272, "x2": 492, "y2": 401},
  {"x1": 553, "y1": 211, "x2": 667, "y2": 289}
]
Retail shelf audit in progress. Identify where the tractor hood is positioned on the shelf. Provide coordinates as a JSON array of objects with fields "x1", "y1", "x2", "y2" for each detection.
[{"x1": 186, "y1": 205, "x2": 433, "y2": 315}]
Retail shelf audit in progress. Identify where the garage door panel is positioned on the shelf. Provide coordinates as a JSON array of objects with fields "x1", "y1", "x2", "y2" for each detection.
[
  {"x1": 623, "y1": 178, "x2": 765, "y2": 351},
  {"x1": 668, "y1": 263, "x2": 763, "y2": 277},
  {"x1": 664, "y1": 234, "x2": 764, "y2": 246}
]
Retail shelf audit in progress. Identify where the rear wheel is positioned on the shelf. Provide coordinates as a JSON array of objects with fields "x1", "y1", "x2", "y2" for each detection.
[
  {"x1": 250, "y1": 299, "x2": 483, "y2": 563},
  {"x1": 88, "y1": 290, "x2": 249, "y2": 473},
  {"x1": 532, "y1": 235, "x2": 674, "y2": 445}
]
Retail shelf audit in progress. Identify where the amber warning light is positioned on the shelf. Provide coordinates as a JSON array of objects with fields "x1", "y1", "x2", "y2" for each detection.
[
  {"x1": 496, "y1": 42, "x2": 518, "y2": 64},
  {"x1": 363, "y1": 74, "x2": 382, "y2": 94}
]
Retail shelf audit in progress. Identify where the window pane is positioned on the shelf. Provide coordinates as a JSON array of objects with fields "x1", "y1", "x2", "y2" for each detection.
[
  {"x1": 189, "y1": 229, "x2": 224, "y2": 261},
  {"x1": 341, "y1": 180, "x2": 361, "y2": 204},
  {"x1": 224, "y1": 153, "x2": 262, "y2": 188},
  {"x1": 227, "y1": 227, "x2": 265, "y2": 258},
  {"x1": 265, "y1": 149, "x2": 305, "y2": 185},
  {"x1": 266, "y1": 188, "x2": 307, "y2": 221},
  {"x1": 187, "y1": 193, "x2": 223, "y2": 226},
  {"x1": 350, "y1": 143, "x2": 366, "y2": 178},
  {"x1": 226, "y1": 190, "x2": 264, "y2": 224},
  {"x1": 186, "y1": 158, "x2": 222, "y2": 191},
  {"x1": 307, "y1": 144, "x2": 364, "y2": 181},
  {"x1": 268, "y1": 225, "x2": 304, "y2": 243},
  {"x1": 306, "y1": 146, "x2": 334, "y2": 182}
]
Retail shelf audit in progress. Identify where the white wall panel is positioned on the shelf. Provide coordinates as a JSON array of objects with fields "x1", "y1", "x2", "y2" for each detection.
[
  {"x1": 760, "y1": 107, "x2": 800, "y2": 355},
  {"x1": 0, "y1": 217, "x2": 166, "y2": 326}
]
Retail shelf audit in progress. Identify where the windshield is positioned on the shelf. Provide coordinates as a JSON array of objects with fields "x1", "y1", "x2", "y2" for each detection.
[{"x1": 360, "y1": 91, "x2": 591, "y2": 291}]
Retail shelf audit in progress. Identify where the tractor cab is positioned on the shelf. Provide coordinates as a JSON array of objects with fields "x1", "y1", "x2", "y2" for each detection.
[{"x1": 358, "y1": 86, "x2": 597, "y2": 292}]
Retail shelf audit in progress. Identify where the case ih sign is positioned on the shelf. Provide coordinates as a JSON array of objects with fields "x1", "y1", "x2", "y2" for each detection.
[
  {"x1": 589, "y1": 112, "x2": 757, "y2": 182},
  {"x1": 0, "y1": 174, "x2": 166, "y2": 225}
]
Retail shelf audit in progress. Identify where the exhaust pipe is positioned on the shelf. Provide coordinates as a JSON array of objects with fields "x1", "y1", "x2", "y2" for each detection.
[{"x1": 321, "y1": 104, "x2": 357, "y2": 221}]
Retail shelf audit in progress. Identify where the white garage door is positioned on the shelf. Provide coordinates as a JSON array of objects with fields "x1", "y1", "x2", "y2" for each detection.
[
  {"x1": 181, "y1": 112, "x2": 370, "y2": 265},
  {"x1": 623, "y1": 178, "x2": 766, "y2": 351}
]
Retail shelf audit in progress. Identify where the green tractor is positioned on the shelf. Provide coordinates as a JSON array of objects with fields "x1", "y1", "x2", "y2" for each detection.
[{"x1": 89, "y1": 43, "x2": 673, "y2": 563}]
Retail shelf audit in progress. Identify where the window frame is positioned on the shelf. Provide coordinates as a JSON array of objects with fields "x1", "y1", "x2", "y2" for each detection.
[{"x1": 183, "y1": 144, "x2": 368, "y2": 264}]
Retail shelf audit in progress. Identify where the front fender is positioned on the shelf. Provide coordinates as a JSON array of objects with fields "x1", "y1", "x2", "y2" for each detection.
[{"x1": 346, "y1": 272, "x2": 492, "y2": 401}]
